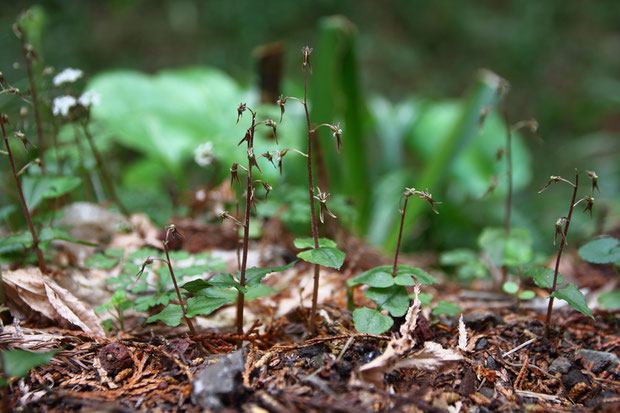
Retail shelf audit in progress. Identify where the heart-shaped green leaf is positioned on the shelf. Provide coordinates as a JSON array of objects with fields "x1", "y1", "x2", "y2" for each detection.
[
  {"x1": 365, "y1": 285, "x2": 410, "y2": 317},
  {"x1": 352, "y1": 307, "x2": 394, "y2": 335},
  {"x1": 243, "y1": 261, "x2": 297, "y2": 286},
  {"x1": 146, "y1": 304, "x2": 183, "y2": 326},
  {"x1": 347, "y1": 265, "x2": 394, "y2": 288}
]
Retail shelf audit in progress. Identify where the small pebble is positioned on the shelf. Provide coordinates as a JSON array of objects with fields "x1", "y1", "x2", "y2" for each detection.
[{"x1": 474, "y1": 338, "x2": 488, "y2": 351}]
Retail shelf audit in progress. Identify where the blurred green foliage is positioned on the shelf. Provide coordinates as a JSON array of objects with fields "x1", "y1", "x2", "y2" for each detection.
[{"x1": 1, "y1": 1, "x2": 619, "y2": 254}]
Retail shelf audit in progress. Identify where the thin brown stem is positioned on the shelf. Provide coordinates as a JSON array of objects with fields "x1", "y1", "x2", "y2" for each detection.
[
  {"x1": 302, "y1": 65, "x2": 322, "y2": 335},
  {"x1": 19, "y1": 33, "x2": 45, "y2": 174},
  {"x1": 81, "y1": 122, "x2": 129, "y2": 216},
  {"x1": 545, "y1": 173, "x2": 579, "y2": 333},
  {"x1": 392, "y1": 197, "x2": 409, "y2": 277},
  {"x1": 163, "y1": 238, "x2": 197, "y2": 337},
  {"x1": 237, "y1": 113, "x2": 256, "y2": 337},
  {"x1": 1, "y1": 115, "x2": 48, "y2": 273}
]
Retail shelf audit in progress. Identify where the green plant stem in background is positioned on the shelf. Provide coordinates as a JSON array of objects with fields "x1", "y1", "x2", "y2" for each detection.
[
  {"x1": 81, "y1": 122, "x2": 129, "y2": 216},
  {"x1": 545, "y1": 173, "x2": 579, "y2": 332},
  {"x1": 1, "y1": 115, "x2": 48, "y2": 274},
  {"x1": 15, "y1": 24, "x2": 46, "y2": 174},
  {"x1": 501, "y1": 104, "x2": 513, "y2": 285},
  {"x1": 163, "y1": 227, "x2": 197, "y2": 337},
  {"x1": 302, "y1": 50, "x2": 322, "y2": 335}
]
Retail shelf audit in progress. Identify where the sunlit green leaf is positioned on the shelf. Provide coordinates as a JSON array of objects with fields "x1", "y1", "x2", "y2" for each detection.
[
  {"x1": 432, "y1": 300, "x2": 463, "y2": 317},
  {"x1": 294, "y1": 237, "x2": 337, "y2": 249},
  {"x1": 502, "y1": 281, "x2": 519, "y2": 295},
  {"x1": 524, "y1": 267, "x2": 564, "y2": 289},
  {"x1": 146, "y1": 304, "x2": 183, "y2": 326},
  {"x1": 598, "y1": 289, "x2": 620, "y2": 310}
]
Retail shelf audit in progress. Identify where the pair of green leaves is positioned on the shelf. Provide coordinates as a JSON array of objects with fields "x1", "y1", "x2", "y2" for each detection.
[
  {"x1": 523, "y1": 267, "x2": 593, "y2": 319},
  {"x1": 348, "y1": 265, "x2": 438, "y2": 335},
  {"x1": 147, "y1": 262, "x2": 296, "y2": 327}
]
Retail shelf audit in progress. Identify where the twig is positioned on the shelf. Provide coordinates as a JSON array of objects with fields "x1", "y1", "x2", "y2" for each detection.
[{"x1": 502, "y1": 337, "x2": 537, "y2": 358}]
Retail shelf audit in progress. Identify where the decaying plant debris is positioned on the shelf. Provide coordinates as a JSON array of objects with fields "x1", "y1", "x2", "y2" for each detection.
[{"x1": 0, "y1": 211, "x2": 618, "y2": 412}]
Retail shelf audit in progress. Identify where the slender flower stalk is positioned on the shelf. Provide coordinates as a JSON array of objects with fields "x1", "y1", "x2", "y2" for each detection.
[
  {"x1": 300, "y1": 47, "x2": 324, "y2": 334},
  {"x1": 162, "y1": 225, "x2": 197, "y2": 336},
  {"x1": 393, "y1": 188, "x2": 440, "y2": 277},
  {"x1": 236, "y1": 108, "x2": 256, "y2": 337},
  {"x1": 14, "y1": 23, "x2": 46, "y2": 174},
  {"x1": 0, "y1": 114, "x2": 48, "y2": 273},
  {"x1": 539, "y1": 170, "x2": 597, "y2": 334}
]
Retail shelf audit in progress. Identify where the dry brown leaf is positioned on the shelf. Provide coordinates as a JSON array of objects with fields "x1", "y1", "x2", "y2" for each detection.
[
  {"x1": 458, "y1": 314, "x2": 468, "y2": 352},
  {"x1": 3, "y1": 268, "x2": 104, "y2": 335},
  {"x1": 354, "y1": 285, "x2": 462, "y2": 386}
]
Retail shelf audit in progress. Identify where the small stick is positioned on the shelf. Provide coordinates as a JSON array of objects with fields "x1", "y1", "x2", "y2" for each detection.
[{"x1": 502, "y1": 337, "x2": 537, "y2": 358}]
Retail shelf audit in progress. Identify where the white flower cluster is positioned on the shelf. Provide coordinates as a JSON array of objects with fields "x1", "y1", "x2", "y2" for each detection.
[
  {"x1": 53, "y1": 68, "x2": 83, "y2": 87},
  {"x1": 52, "y1": 90, "x2": 101, "y2": 117},
  {"x1": 194, "y1": 141, "x2": 216, "y2": 167}
]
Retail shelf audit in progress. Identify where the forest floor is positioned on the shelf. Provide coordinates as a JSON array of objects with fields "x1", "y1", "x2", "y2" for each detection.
[{"x1": 1, "y1": 211, "x2": 619, "y2": 412}]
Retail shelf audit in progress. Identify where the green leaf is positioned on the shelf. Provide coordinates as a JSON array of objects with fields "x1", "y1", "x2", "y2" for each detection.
[
  {"x1": 414, "y1": 292, "x2": 433, "y2": 306},
  {"x1": 209, "y1": 273, "x2": 247, "y2": 293},
  {"x1": 598, "y1": 289, "x2": 620, "y2": 310},
  {"x1": 551, "y1": 283, "x2": 594, "y2": 319},
  {"x1": 146, "y1": 304, "x2": 183, "y2": 326},
  {"x1": 365, "y1": 285, "x2": 410, "y2": 317},
  {"x1": 347, "y1": 265, "x2": 394, "y2": 288},
  {"x1": 524, "y1": 267, "x2": 564, "y2": 289},
  {"x1": 186, "y1": 288, "x2": 236, "y2": 318},
  {"x1": 0, "y1": 231, "x2": 35, "y2": 254},
  {"x1": 21, "y1": 175, "x2": 81, "y2": 210},
  {"x1": 297, "y1": 247, "x2": 345, "y2": 270},
  {"x1": 352, "y1": 307, "x2": 394, "y2": 335},
  {"x1": 518, "y1": 290, "x2": 536, "y2": 300},
  {"x1": 502, "y1": 281, "x2": 519, "y2": 295},
  {"x1": 478, "y1": 227, "x2": 533, "y2": 267},
  {"x1": 245, "y1": 284, "x2": 277, "y2": 302},
  {"x1": 39, "y1": 228, "x2": 97, "y2": 247},
  {"x1": 2, "y1": 349, "x2": 59, "y2": 380},
  {"x1": 397, "y1": 265, "x2": 438, "y2": 285},
  {"x1": 578, "y1": 237, "x2": 620, "y2": 264},
  {"x1": 294, "y1": 237, "x2": 337, "y2": 249},
  {"x1": 243, "y1": 261, "x2": 297, "y2": 287},
  {"x1": 95, "y1": 290, "x2": 127, "y2": 313},
  {"x1": 432, "y1": 300, "x2": 463, "y2": 317},
  {"x1": 86, "y1": 251, "x2": 122, "y2": 269},
  {"x1": 174, "y1": 264, "x2": 218, "y2": 278},
  {"x1": 440, "y1": 249, "x2": 478, "y2": 266}
]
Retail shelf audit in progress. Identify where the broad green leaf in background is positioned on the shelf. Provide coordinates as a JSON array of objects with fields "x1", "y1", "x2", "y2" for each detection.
[
  {"x1": 352, "y1": 307, "x2": 394, "y2": 335},
  {"x1": 186, "y1": 288, "x2": 237, "y2": 318},
  {"x1": 297, "y1": 247, "x2": 345, "y2": 270},
  {"x1": 550, "y1": 283, "x2": 594, "y2": 319},
  {"x1": 0, "y1": 228, "x2": 95, "y2": 255},
  {"x1": 578, "y1": 237, "x2": 620, "y2": 264},
  {"x1": 374, "y1": 70, "x2": 507, "y2": 251},
  {"x1": 518, "y1": 290, "x2": 536, "y2": 300},
  {"x1": 21, "y1": 175, "x2": 81, "y2": 210},
  {"x1": 1, "y1": 349, "x2": 58, "y2": 386},
  {"x1": 245, "y1": 284, "x2": 277, "y2": 302},
  {"x1": 598, "y1": 289, "x2": 620, "y2": 310},
  {"x1": 478, "y1": 227, "x2": 533, "y2": 267},
  {"x1": 432, "y1": 300, "x2": 463, "y2": 317},
  {"x1": 524, "y1": 267, "x2": 564, "y2": 289},
  {"x1": 365, "y1": 285, "x2": 410, "y2": 317}
]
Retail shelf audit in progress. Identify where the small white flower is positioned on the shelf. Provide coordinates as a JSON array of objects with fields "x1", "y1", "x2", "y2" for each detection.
[
  {"x1": 53, "y1": 68, "x2": 83, "y2": 87},
  {"x1": 194, "y1": 141, "x2": 215, "y2": 167},
  {"x1": 52, "y1": 95, "x2": 77, "y2": 117},
  {"x1": 78, "y1": 90, "x2": 101, "y2": 107}
]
